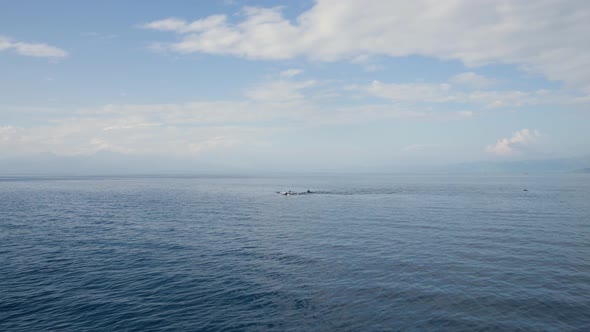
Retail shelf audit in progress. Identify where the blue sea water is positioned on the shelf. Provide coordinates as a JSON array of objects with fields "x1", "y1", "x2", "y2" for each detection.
[{"x1": 1, "y1": 174, "x2": 589, "y2": 331}]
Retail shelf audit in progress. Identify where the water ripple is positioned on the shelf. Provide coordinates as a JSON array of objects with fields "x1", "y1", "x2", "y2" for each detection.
[{"x1": 1, "y1": 174, "x2": 589, "y2": 331}]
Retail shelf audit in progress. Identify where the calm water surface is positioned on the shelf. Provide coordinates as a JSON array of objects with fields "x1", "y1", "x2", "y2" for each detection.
[{"x1": 1, "y1": 174, "x2": 589, "y2": 331}]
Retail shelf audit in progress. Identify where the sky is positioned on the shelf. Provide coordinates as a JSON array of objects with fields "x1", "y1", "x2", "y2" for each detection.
[{"x1": 1, "y1": 0, "x2": 589, "y2": 173}]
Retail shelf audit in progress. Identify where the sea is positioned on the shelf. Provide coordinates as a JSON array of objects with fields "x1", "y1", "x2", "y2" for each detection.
[{"x1": 1, "y1": 173, "x2": 589, "y2": 331}]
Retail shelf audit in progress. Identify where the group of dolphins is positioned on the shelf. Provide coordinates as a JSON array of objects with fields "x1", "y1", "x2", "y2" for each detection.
[{"x1": 277, "y1": 190, "x2": 314, "y2": 196}]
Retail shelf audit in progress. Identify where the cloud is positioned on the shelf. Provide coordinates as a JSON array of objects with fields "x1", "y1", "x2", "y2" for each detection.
[
  {"x1": 350, "y1": 54, "x2": 384, "y2": 72},
  {"x1": 0, "y1": 118, "x2": 266, "y2": 157},
  {"x1": 143, "y1": 1, "x2": 590, "y2": 91},
  {"x1": 90, "y1": 101, "x2": 283, "y2": 125},
  {"x1": 279, "y1": 68, "x2": 303, "y2": 78},
  {"x1": 142, "y1": 15, "x2": 228, "y2": 34},
  {"x1": 142, "y1": 18, "x2": 189, "y2": 32},
  {"x1": 1, "y1": 91, "x2": 475, "y2": 157},
  {"x1": 0, "y1": 35, "x2": 68, "y2": 58},
  {"x1": 245, "y1": 79, "x2": 316, "y2": 103},
  {"x1": 367, "y1": 81, "x2": 455, "y2": 103},
  {"x1": 450, "y1": 72, "x2": 496, "y2": 88},
  {"x1": 361, "y1": 78, "x2": 584, "y2": 108},
  {"x1": 89, "y1": 92, "x2": 460, "y2": 127},
  {"x1": 486, "y1": 129, "x2": 541, "y2": 156}
]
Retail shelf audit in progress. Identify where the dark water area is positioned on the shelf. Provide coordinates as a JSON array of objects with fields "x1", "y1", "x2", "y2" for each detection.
[{"x1": 1, "y1": 174, "x2": 589, "y2": 331}]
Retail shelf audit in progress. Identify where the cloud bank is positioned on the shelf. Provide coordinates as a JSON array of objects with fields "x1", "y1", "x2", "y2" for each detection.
[
  {"x1": 143, "y1": 0, "x2": 590, "y2": 91},
  {"x1": 0, "y1": 87, "x2": 473, "y2": 158}
]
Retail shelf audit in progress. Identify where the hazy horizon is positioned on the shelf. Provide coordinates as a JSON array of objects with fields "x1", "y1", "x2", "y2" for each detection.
[{"x1": 1, "y1": 151, "x2": 589, "y2": 176}]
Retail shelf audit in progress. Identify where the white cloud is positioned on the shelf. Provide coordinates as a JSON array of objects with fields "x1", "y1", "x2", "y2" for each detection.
[
  {"x1": 0, "y1": 37, "x2": 12, "y2": 50},
  {"x1": 0, "y1": 117, "x2": 267, "y2": 157},
  {"x1": 142, "y1": 18, "x2": 189, "y2": 32},
  {"x1": 143, "y1": 1, "x2": 590, "y2": 91},
  {"x1": 245, "y1": 79, "x2": 316, "y2": 103},
  {"x1": 486, "y1": 129, "x2": 541, "y2": 156},
  {"x1": 450, "y1": 72, "x2": 496, "y2": 88},
  {"x1": 90, "y1": 101, "x2": 283, "y2": 125},
  {"x1": 350, "y1": 55, "x2": 384, "y2": 72},
  {"x1": 279, "y1": 68, "x2": 303, "y2": 78},
  {"x1": 367, "y1": 80, "x2": 455, "y2": 103},
  {"x1": 0, "y1": 126, "x2": 18, "y2": 144},
  {"x1": 1, "y1": 92, "x2": 475, "y2": 157},
  {"x1": 142, "y1": 16, "x2": 227, "y2": 34},
  {"x1": 362, "y1": 79, "x2": 583, "y2": 108},
  {"x1": 0, "y1": 36, "x2": 67, "y2": 58}
]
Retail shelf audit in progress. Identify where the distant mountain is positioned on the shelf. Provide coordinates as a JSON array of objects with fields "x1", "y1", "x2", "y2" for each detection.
[
  {"x1": 573, "y1": 168, "x2": 590, "y2": 173},
  {"x1": 441, "y1": 155, "x2": 590, "y2": 173}
]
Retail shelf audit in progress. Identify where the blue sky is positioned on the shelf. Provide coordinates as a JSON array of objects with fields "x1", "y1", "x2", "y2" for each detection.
[{"x1": 1, "y1": 0, "x2": 589, "y2": 172}]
